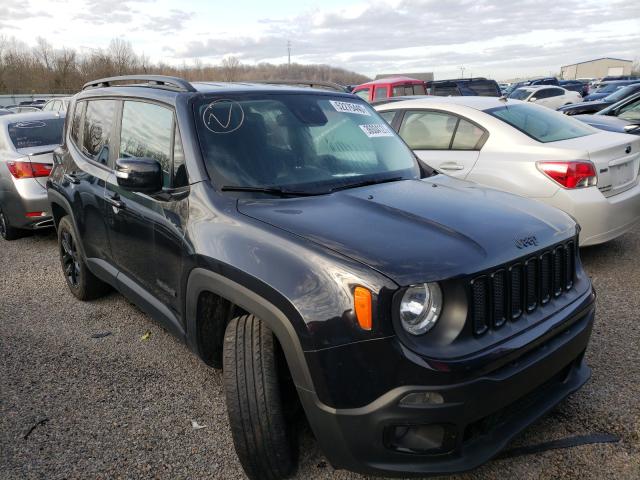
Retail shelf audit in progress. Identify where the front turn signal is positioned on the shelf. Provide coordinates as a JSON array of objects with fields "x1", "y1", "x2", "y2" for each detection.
[{"x1": 354, "y1": 286, "x2": 372, "y2": 331}]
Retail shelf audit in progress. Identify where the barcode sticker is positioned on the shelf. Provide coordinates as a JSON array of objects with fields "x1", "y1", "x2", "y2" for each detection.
[
  {"x1": 329, "y1": 100, "x2": 370, "y2": 116},
  {"x1": 359, "y1": 123, "x2": 394, "y2": 138}
]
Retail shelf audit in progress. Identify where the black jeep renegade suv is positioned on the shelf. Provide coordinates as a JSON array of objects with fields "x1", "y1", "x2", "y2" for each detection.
[{"x1": 47, "y1": 75, "x2": 595, "y2": 479}]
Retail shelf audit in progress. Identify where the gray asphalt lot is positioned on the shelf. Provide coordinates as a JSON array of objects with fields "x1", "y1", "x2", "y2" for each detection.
[{"x1": 1, "y1": 227, "x2": 639, "y2": 479}]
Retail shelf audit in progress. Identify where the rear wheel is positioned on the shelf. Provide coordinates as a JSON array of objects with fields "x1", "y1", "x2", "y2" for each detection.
[
  {"x1": 0, "y1": 206, "x2": 21, "y2": 241},
  {"x1": 223, "y1": 314, "x2": 298, "y2": 480},
  {"x1": 58, "y1": 216, "x2": 109, "y2": 300}
]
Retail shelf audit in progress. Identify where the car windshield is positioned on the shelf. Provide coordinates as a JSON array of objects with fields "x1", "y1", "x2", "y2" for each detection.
[
  {"x1": 617, "y1": 99, "x2": 640, "y2": 122},
  {"x1": 485, "y1": 103, "x2": 594, "y2": 143},
  {"x1": 596, "y1": 83, "x2": 626, "y2": 94},
  {"x1": 508, "y1": 89, "x2": 531, "y2": 100},
  {"x1": 604, "y1": 84, "x2": 639, "y2": 103},
  {"x1": 7, "y1": 118, "x2": 64, "y2": 149},
  {"x1": 194, "y1": 94, "x2": 420, "y2": 194}
]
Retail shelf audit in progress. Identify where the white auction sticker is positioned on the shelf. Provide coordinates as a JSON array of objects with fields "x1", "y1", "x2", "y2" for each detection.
[
  {"x1": 359, "y1": 123, "x2": 394, "y2": 138},
  {"x1": 329, "y1": 100, "x2": 370, "y2": 116}
]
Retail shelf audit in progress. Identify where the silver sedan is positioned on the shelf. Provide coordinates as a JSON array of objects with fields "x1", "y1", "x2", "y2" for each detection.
[{"x1": 0, "y1": 111, "x2": 65, "y2": 240}]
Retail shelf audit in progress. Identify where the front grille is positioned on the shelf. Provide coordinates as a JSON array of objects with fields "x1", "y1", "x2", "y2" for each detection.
[{"x1": 470, "y1": 240, "x2": 577, "y2": 336}]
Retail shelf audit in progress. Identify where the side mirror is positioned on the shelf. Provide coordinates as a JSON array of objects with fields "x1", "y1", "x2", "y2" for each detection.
[
  {"x1": 115, "y1": 157, "x2": 163, "y2": 193},
  {"x1": 624, "y1": 124, "x2": 640, "y2": 133},
  {"x1": 529, "y1": 97, "x2": 537, "y2": 102}
]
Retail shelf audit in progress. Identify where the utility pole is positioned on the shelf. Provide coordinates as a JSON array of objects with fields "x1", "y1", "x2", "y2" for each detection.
[
  {"x1": 287, "y1": 40, "x2": 291, "y2": 69},
  {"x1": 459, "y1": 65, "x2": 465, "y2": 78}
]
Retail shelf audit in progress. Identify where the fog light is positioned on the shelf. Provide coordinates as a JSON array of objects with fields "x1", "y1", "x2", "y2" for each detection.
[
  {"x1": 385, "y1": 424, "x2": 456, "y2": 454},
  {"x1": 400, "y1": 391, "x2": 444, "y2": 406}
]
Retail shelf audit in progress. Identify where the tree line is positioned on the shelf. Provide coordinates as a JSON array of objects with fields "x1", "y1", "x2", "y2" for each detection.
[{"x1": 0, "y1": 36, "x2": 371, "y2": 94}]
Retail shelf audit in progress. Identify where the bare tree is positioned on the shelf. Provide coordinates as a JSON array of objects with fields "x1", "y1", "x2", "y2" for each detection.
[
  {"x1": 221, "y1": 56, "x2": 241, "y2": 82},
  {"x1": 108, "y1": 38, "x2": 136, "y2": 75}
]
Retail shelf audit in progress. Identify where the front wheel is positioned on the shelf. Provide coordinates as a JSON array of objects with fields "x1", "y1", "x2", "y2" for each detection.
[
  {"x1": 223, "y1": 314, "x2": 298, "y2": 480},
  {"x1": 57, "y1": 215, "x2": 109, "y2": 300}
]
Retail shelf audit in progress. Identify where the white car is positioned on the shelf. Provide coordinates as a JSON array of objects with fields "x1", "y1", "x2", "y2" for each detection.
[
  {"x1": 375, "y1": 96, "x2": 640, "y2": 246},
  {"x1": 509, "y1": 86, "x2": 581, "y2": 110}
]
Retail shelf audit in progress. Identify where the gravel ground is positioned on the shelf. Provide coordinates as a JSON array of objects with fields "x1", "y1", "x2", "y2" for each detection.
[{"x1": 1, "y1": 227, "x2": 639, "y2": 480}]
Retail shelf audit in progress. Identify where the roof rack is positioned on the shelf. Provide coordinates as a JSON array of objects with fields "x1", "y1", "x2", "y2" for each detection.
[
  {"x1": 427, "y1": 77, "x2": 489, "y2": 84},
  {"x1": 255, "y1": 80, "x2": 348, "y2": 92},
  {"x1": 82, "y1": 75, "x2": 196, "y2": 92}
]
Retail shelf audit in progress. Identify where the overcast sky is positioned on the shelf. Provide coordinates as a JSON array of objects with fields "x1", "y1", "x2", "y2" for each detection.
[{"x1": 1, "y1": 0, "x2": 638, "y2": 79}]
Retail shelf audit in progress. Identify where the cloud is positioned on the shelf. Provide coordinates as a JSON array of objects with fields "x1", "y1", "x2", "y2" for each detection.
[
  {"x1": 72, "y1": 0, "x2": 150, "y2": 25},
  {"x1": 144, "y1": 9, "x2": 193, "y2": 32},
  {"x1": 0, "y1": 0, "x2": 51, "y2": 21},
  {"x1": 173, "y1": 0, "x2": 640, "y2": 76}
]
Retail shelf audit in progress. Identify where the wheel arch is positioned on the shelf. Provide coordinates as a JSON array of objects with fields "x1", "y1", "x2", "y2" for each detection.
[{"x1": 186, "y1": 267, "x2": 315, "y2": 393}]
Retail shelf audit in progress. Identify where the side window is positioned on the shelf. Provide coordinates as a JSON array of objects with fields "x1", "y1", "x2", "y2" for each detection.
[
  {"x1": 82, "y1": 99, "x2": 117, "y2": 165},
  {"x1": 452, "y1": 119, "x2": 485, "y2": 150},
  {"x1": 70, "y1": 101, "x2": 85, "y2": 145},
  {"x1": 399, "y1": 111, "x2": 458, "y2": 150},
  {"x1": 173, "y1": 126, "x2": 188, "y2": 188},
  {"x1": 52, "y1": 101, "x2": 61, "y2": 111},
  {"x1": 374, "y1": 87, "x2": 388, "y2": 100},
  {"x1": 378, "y1": 110, "x2": 396, "y2": 125},
  {"x1": 119, "y1": 101, "x2": 173, "y2": 188},
  {"x1": 42, "y1": 102, "x2": 53, "y2": 111},
  {"x1": 535, "y1": 89, "x2": 551, "y2": 99},
  {"x1": 547, "y1": 88, "x2": 564, "y2": 97},
  {"x1": 354, "y1": 89, "x2": 370, "y2": 100}
]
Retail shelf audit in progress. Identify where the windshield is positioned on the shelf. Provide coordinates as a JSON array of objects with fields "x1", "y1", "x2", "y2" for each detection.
[
  {"x1": 604, "y1": 84, "x2": 639, "y2": 103},
  {"x1": 508, "y1": 88, "x2": 531, "y2": 100},
  {"x1": 596, "y1": 83, "x2": 626, "y2": 94},
  {"x1": 617, "y1": 98, "x2": 640, "y2": 122},
  {"x1": 194, "y1": 94, "x2": 420, "y2": 194},
  {"x1": 7, "y1": 118, "x2": 64, "y2": 149},
  {"x1": 485, "y1": 103, "x2": 594, "y2": 143}
]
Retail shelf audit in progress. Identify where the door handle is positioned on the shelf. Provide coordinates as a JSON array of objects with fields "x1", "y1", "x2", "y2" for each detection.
[
  {"x1": 63, "y1": 173, "x2": 80, "y2": 184},
  {"x1": 439, "y1": 162, "x2": 465, "y2": 171},
  {"x1": 104, "y1": 193, "x2": 126, "y2": 209}
]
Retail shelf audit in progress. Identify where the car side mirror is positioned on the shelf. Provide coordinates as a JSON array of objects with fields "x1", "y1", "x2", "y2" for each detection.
[
  {"x1": 624, "y1": 124, "x2": 640, "y2": 133},
  {"x1": 115, "y1": 157, "x2": 163, "y2": 193},
  {"x1": 529, "y1": 97, "x2": 537, "y2": 102}
]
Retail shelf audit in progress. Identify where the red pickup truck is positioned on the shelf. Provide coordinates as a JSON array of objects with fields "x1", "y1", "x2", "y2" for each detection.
[{"x1": 352, "y1": 76, "x2": 427, "y2": 102}]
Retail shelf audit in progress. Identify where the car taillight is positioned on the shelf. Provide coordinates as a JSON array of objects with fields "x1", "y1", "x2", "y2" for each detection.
[
  {"x1": 6, "y1": 161, "x2": 52, "y2": 179},
  {"x1": 537, "y1": 161, "x2": 597, "y2": 188}
]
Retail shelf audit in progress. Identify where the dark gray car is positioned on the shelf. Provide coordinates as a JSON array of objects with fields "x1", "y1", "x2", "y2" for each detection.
[
  {"x1": 574, "y1": 92, "x2": 640, "y2": 135},
  {"x1": 0, "y1": 111, "x2": 64, "y2": 239}
]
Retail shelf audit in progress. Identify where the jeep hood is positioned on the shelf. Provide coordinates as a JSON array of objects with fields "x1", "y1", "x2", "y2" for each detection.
[{"x1": 237, "y1": 176, "x2": 576, "y2": 286}]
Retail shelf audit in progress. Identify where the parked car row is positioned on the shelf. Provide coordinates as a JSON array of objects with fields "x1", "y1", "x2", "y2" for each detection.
[
  {"x1": 0, "y1": 97, "x2": 69, "y2": 115},
  {"x1": 1, "y1": 75, "x2": 638, "y2": 480}
]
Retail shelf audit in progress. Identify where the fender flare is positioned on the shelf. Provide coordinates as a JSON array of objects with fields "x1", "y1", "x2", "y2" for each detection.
[
  {"x1": 185, "y1": 267, "x2": 315, "y2": 393},
  {"x1": 47, "y1": 189, "x2": 88, "y2": 259}
]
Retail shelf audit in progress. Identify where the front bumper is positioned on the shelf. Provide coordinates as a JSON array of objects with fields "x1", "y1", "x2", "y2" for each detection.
[
  {"x1": 544, "y1": 183, "x2": 640, "y2": 246},
  {"x1": 299, "y1": 292, "x2": 595, "y2": 476}
]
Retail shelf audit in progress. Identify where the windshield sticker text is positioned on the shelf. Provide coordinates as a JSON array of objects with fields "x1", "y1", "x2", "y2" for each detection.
[
  {"x1": 329, "y1": 100, "x2": 370, "y2": 116},
  {"x1": 359, "y1": 123, "x2": 394, "y2": 138}
]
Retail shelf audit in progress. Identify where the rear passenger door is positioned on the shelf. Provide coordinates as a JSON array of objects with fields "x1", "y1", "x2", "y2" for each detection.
[
  {"x1": 63, "y1": 98, "x2": 118, "y2": 272},
  {"x1": 397, "y1": 110, "x2": 487, "y2": 178},
  {"x1": 105, "y1": 100, "x2": 189, "y2": 324}
]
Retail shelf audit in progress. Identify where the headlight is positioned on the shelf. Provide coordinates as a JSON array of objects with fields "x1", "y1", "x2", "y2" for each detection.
[{"x1": 399, "y1": 283, "x2": 443, "y2": 335}]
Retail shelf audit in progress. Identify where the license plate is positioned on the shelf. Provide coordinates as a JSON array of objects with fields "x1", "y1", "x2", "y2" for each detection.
[{"x1": 611, "y1": 161, "x2": 636, "y2": 188}]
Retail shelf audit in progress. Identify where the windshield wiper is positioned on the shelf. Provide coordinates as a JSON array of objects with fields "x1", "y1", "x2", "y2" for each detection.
[
  {"x1": 220, "y1": 185, "x2": 320, "y2": 197},
  {"x1": 328, "y1": 176, "x2": 406, "y2": 193}
]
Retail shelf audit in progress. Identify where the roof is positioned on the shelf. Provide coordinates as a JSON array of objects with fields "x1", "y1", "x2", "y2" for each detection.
[
  {"x1": 0, "y1": 110, "x2": 65, "y2": 125},
  {"x1": 374, "y1": 95, "x2": 519, "y2": 111},
  {"x1": 76, "y1": 81, "x2": 356, "y2": 105},
  {"x1": 561, "y1": 57, "x2": 632, "y2": 68},
  {"x1": 355, "y1": 76, "x2": 425, "y2": 87}
]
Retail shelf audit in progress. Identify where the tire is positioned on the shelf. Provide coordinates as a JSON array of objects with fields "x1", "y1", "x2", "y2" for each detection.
[
  {"x1": 0, "y1": 206, "x2": 21, "y2": 241},
  {"x1": 58, "y1": 215, "x2": 109, "y2": 300},
  {"x1": 223, "y1": 314, "x2": 297, "y2": 480}
]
